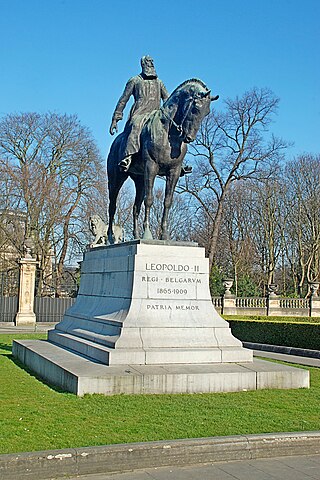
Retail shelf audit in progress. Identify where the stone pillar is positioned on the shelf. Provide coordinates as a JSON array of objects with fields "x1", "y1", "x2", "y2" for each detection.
[
  {"x1": 222, "y1": 279, "x2": 237, "y2": 315},
  {"x1": 266, "y1": 284, "x2": 281, "y2": 316},
  {"x1": 15, "y1": 246, "x2": 37, "y2": 326},
  {"x1": 310, "y1": 282, "x2": 320, "y2": 318}
]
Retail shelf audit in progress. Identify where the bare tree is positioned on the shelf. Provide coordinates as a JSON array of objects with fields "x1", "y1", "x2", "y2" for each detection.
[
  {"x1": 283, "y1": 154, "x2": 320, "y2": 296},
  {"x1": 0, "y1": 112, "x2": 105, "y2": 295},
  {"x1": 220, "y1": 182, "x2": 262, "y2": 295},
  {"x1": 178, "y1": 88, "x2": 287, "y2": 269},
  {"x1": 248, "y1": 176, "x2": 286, "y2": 287}
]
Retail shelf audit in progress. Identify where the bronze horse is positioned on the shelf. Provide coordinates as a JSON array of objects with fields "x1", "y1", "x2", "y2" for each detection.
[{"x1": 107, "y1": 79, "x2": 218, "y2": 242}]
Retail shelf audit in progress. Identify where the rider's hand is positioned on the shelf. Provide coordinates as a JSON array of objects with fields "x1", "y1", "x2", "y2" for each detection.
[{"x1": 109, "y1": 120, "x2": 118, "y2": 136}]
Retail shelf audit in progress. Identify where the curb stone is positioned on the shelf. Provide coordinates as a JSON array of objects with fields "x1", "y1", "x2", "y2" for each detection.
[
  {"x1": 244, "y1": 342, "x2": 320, "y2": 359},
  {"x1": 1, "y1": 431, "x2": 320, "y2": 480}
]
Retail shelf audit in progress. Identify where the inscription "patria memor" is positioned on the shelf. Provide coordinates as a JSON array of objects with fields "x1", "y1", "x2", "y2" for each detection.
[{"x1": 146, "y1": 304, "x2": 200, "y2": 311}]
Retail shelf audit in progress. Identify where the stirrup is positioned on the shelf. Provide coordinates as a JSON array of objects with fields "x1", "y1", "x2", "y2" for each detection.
[{"x1": 119, "y1": 159, "x2": 130, "y2": 172}]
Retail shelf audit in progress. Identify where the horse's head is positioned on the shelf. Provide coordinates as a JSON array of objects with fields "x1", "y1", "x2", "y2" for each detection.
[
  {"x1": 164, "y1": 79, "x2": 218, "y2": 143},
  {"x1": 180, "y1": 86, "x2": 212, "y2": 143}
]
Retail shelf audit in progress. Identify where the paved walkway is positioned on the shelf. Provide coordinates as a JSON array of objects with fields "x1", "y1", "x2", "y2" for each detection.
[
  {"x1": 253, "y1": 349, "x2": 320, "y2": 368},
  {"x1": 0, "y1": 322, "x2": 56, "y2": 333},
  {"x1": 64, "y1": 454, "x2": 320, "y2": 479}
]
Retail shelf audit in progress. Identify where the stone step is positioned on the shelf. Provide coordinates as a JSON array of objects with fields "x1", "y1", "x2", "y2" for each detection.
[
  {"x1": 48, "y1": 331, "x2": 146, "y2": 364},
  {"x1": 49, "y1": 331, "x2": 116, "y2": 364},
  {"x1": 52, "y1": 315, "x2": 123, "y2": 348},
  {"x1": 48, "y1": 330, "x2": 253, "y2": 366},
  {"x1": 142, "y1": 346, "x2": 253, "y2": 364},
  {"x1": 12, "y1": 339, "x2": 310, "y2": 395},
  {"x1": 54, "y1": 326, "x2": 120, "y2": 348},
  {"x1": 64, "y1": 311, "x2": 124, "y2": 327}
]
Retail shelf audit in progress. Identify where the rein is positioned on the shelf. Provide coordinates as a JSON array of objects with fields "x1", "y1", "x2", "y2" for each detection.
[{"x1": 161, "y1": 108, "x2": 183, "y2": 134}]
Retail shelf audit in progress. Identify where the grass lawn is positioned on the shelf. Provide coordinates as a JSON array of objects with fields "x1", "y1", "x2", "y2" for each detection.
[{"x1": 0, "y1": 333, "x2": 319, "y2": 455}]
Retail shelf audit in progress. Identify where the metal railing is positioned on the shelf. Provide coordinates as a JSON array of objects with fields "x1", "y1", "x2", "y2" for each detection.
[
  {"x1": 0, "y1": 296, "x2": 18, "y2": 322},
  {"x1": 34, "y1": 297, "x2": 76, "y2": 323}
]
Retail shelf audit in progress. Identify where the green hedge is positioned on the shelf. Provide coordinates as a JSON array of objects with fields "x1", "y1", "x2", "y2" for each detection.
[
  {"x1": 229, "y1": 320, "x2": 320, "y2": 350},
  {"x1": 223, "y1": 315, "x2": 320, "y2": 323}
]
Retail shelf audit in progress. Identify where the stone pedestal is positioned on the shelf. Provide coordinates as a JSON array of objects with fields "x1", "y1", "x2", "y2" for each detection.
[
  {"x1": 310, "y1": 296, "x2": 320, "y2": 317},
  {"x1": 48, "y1": 241, "x2": 252, "y2": 364},
  {"x1": 13, "y1": 241, "x2": 309, "y2": 395},
  {"x1": 222, "y1": 294, "x2": 237, "y2": 316},
  {"x1": 267, "y1": 292, "x2": 282, "y2": 316},
  {"x1": 15, "y1": 255, "x2": 37, "y2": 326}
]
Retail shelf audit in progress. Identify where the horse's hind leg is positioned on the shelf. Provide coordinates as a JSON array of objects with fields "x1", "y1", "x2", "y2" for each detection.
[
  {"x1": 107, "y1": 176, "x2": 126, "y2": 244},
  {"x1": 132, "y1": 175, "x2": 145, "y2": 239}
]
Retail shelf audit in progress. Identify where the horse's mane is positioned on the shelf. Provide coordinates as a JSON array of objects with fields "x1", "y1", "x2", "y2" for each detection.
[
  {"x1": 169, "y1": 78, "x2": 209, "y2": 97},
  {"x1": 162, "y1": 79, "x2": 209, "y2": 111}
]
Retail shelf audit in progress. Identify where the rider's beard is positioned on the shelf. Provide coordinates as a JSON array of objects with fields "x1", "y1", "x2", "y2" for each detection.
[{"x1": 142, "y1": 65, "x2": 157, "y2": 78}]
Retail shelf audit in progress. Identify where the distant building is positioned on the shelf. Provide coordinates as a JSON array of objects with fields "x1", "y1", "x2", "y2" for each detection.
[{"x1": 0, "y1": 209, "x2": 26, "y2": 271}]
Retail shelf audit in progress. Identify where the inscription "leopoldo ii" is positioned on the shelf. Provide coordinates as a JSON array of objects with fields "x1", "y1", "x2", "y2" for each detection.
[{"x1": 146, "y1": 263, "x2": 200, "y2": 272}]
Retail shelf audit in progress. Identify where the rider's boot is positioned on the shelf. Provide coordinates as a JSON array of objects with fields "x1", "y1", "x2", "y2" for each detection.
[{"x1": 118, "y1": 156, "x2": 132, "y2": 172}]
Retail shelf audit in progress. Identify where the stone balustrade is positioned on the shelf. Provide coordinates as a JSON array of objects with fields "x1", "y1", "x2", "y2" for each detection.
[
  {"x1": 212, "y1": 280, "x2": 320, "y2": 317},
  {"x1": 235, "y1": 297, "x2": 267, "y2": 308},
  {"x1": 279, "y1": 298, "x2": 309, "y2": 309}
]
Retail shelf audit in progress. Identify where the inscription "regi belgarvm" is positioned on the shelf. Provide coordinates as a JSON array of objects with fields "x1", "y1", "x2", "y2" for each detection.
[{"x1": 146, "y1": 263, "x2": 191, "y2": 272}]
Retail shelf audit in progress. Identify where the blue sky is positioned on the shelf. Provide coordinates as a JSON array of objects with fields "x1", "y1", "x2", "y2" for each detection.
[{"x1": 1, "y1": 0, "x2": 319, "y2": 160}]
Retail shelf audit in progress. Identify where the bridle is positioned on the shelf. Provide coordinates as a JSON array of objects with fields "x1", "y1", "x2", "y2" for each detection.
[{"x1": 161, "y1": 94, "x2": 196, "y2": 138}]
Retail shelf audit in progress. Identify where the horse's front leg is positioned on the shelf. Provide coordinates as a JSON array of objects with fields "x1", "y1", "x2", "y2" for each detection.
[
  {"x1": 143, "y1": 159, "x2": 158, "y2": 240},
  {"x1": 132, "y1": 175, "x2": 145, "y2": 239},
  {"x1": 161, "y1": 169, "x2": 180, "y2": 240}
]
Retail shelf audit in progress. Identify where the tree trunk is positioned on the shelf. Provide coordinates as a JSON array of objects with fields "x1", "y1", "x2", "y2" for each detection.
[
  {"x1": 207, "y1": 190, "x2": 226, "y2": 269},
  {"x1": 56, "y1": 191, "x2": 81, "y2": 295},
  {"x1": 207, "y1": 208, "x2": 222, "y2": 269}
]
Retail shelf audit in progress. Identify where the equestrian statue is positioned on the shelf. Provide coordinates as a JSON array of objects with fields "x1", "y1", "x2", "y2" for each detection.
[{"x1": 107, "y1": 56, "x2": 218, "y2": 243}]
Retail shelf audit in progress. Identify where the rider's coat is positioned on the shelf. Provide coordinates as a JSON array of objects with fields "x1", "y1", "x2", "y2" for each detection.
[{"x1": 111, "y1": 74, "x2": 169, "y2": 160}]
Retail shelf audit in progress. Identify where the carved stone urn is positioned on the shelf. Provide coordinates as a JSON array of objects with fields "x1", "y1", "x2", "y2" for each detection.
[
  {"x1": 24, "y1": 236, "x2": 35, "y2": 259},
  {"x1": 267, "y1": 283, "x2": 278, "y2": 297},
  {"x1": 223, "y1": 279, "x2": 234, "y2": 297}
]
